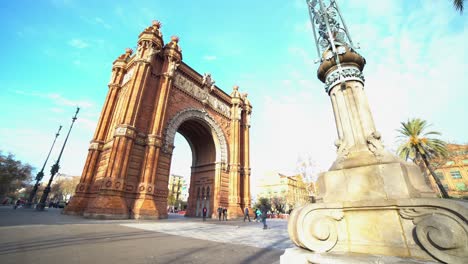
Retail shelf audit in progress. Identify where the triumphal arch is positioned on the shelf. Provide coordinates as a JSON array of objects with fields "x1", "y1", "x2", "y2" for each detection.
[{"x1": 65, "y1": 21, "x2": 252, "y2": 219}]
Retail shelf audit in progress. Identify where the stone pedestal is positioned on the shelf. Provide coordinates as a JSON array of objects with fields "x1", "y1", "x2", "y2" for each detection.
[
  {"x1": 286, "y1": 1, "x2": 468, "y2": 263},
  {"x1": 280, "y1": 247, "x2": 438, "y2": 264}
]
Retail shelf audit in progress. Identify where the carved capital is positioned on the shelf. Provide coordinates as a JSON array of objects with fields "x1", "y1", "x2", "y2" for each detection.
[
  {"x1": 134, "y1": 134, "x2": 147, "y2": 145},
  {"x1": 147, "y1": 134, "x2": 162, "y2": 147},
  {"x1": 108, "y1": 83, "x2": 121, "y2": 90},
  {"x1": 114, "y1": 125, "x2": 137, "y2": 139},
  {"x1": 88, "y1": 141, "x2": 104, "y2": 151}
]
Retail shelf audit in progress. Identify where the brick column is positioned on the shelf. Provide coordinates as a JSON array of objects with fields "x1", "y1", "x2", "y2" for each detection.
[
  {"x1": 241, "y1": 93, "x2": 252, "y2": 210},
  {"x1": 133, "y1": 35, "x2": 182, "y2": 219},
  {"x1": 64, "y1": 49, "x2": 131, "y2": 215},
  {"x1": 228, "y1": 86, "x2": 243, "y2": 217},
  {"x1": 84, "y1": 22, "x2": 164, "y2": 219}
]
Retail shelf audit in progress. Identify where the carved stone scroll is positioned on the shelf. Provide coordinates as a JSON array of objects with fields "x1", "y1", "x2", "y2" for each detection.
[{"x1": 400, "y1": 207, "x2": 468, "y2": 264}]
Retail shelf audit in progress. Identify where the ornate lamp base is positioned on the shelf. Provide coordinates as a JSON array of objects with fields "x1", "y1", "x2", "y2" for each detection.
[
  {"x1": 285, "y1": 198, "x2": 468, "y2": 263},
  {"x1": 280, "y1": 247, "x2": 438, "y2": 264}
]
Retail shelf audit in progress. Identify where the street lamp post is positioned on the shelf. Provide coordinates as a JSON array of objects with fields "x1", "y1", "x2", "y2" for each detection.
[
  {"x1": 37, "y1": 107, "x2": 80, "y2": 211},
  {"x1": 25, "y1": 125, "x2": 62, "y2": 208}
]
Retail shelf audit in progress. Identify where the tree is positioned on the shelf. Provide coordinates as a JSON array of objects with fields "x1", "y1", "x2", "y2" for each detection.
[
  {"x1": 452, "y1": 0, "x2": 465, "y2": 13},
  {"x1": 0, "y1": 151, "x2": 33, "y2": 200},
  {"x1": 271, "y1": 196, "x2": 287, "y2": 214},
  {"x1": 396, "y1": 118, "x2": 449, "y2": 198},
  {"x1": 254, "y1": 197, "x2": 271, "y2": 212},
  {"x1": 50, "y1": 176, "x2": 80, "y2": 201}
]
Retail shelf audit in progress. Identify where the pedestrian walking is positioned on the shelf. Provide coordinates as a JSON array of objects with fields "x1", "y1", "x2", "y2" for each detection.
[
  {"x1": 217, "y1": 206, "x2": 222, "y2": 221},
  {"x1": 256, "y1": 208, "x2": 262, "y2": 222},
  {"x1": 13, "y1": 199, "x2": 20, "y2": 210},
  {"x1": 243, "y1": 207, "x2": 251, "y2": 222},
  {"x1": 260, "y1": 204, "x2": 268, "y2": 229},
  {"x1": 202, "y1": 206, "x2": 207, "y2": 221},
  {"x1": 222, "y1": 207, "x2": 227, "y2": 221}
]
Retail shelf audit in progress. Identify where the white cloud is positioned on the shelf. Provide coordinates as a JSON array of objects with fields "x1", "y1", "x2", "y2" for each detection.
[
  {"x1": 68, "y1": 38, "x2": 89, "y2": 49},
  {"x1": 203, "y1": 55, "x2": 217, "y2": 61},
  {"x1": 94, "y1": 17, "x2": 112, "y2": 29},
  {"x1": 14, "y1": 90, "x2": 94, "y2": 108}
]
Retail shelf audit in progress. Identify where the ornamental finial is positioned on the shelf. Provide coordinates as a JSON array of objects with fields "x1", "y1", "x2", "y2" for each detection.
[{"x1": 306, "y1": 0, "x2": 358, "y2": 62}]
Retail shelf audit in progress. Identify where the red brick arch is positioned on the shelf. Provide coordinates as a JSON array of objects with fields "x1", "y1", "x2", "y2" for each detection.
[{"x1": 64, "y1": 21, "x2": 252, "y2": 219}]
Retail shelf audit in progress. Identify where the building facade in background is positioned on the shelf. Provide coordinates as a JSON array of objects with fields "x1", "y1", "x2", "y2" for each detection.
[
  {"x1": 167, "y1": 174, "x2": 186, "y2": 209},
  {"x1": 427, "y1": 144, "x2": 468, "y2": 197},
  {"x1": 256, "y1": 171, "x2": 309, "y2": 212}
]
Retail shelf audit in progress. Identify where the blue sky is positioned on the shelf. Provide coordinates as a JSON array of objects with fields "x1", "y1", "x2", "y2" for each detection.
[{"x1": 1, "y1": 0, "x2": 467, "y2": 187}]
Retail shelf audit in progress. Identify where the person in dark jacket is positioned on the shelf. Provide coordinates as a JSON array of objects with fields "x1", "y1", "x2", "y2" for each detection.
[
  {"x1": 222, "y1": 207, "x2": 227, "y2": 221},
  {"x1": 243, "y1": 207, "x2": 251, "y2": 222},
  {"x1": 217, "y1": 206, "x2": 222, "y2": 221},
  {"x1": 260, "y1": 204, "x2": 268, "y2": 229},
  {"x1": 202, "y1": 207, "x2": 207, "y2": 221}
]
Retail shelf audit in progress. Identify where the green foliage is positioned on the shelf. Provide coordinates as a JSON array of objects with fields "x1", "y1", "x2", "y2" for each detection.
[
  {"x1": 396, "y1": 118, "x2": 449, "y2": 198},
  {"x1": 0, "y1": 151, "x2": 34, "y2": 199},
  {"x1": 271, "y1": 196, "x2": 287, "y2": 214},
  {"x1": 453, "y1": 0, "x2": 465, "y2": 13},
  {"x1": 254, "y1": 197, "x2": 271, "y2": 212},
  {"x1": 396, "y1": 118, "x2": 448, "y2": 161},
  {"x1": 49, "y1": 176, "x2": 80, "y2": 201}
]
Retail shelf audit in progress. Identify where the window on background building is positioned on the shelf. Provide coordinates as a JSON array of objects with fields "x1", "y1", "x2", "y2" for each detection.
[
  {"x1": 435, "y1": 172, "x2": 444, "y2": 180},
  {"x1": 450, "y1": 171, "x2": 462, "y2": 179},
  {"x1": 456, "y1": 183, "x2": 467, "y2": 191},
  {"x1": 445, "y1": 161, "x2": 455, "y2": 166}
]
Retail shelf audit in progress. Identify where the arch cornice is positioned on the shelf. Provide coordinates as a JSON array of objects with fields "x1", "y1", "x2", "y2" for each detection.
[{"x1": 163, "y1": 108, "x2": 228, "y2": 165}]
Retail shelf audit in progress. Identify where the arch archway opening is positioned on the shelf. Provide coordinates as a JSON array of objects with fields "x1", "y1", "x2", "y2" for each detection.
[{"x1": 169, "y1": 118, "x2": 218, "y2": 218}]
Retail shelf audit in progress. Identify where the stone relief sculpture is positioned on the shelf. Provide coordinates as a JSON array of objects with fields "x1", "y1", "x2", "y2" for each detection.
[
  {"x1": 334, "y1": 138, "x2": 349, "y2": 161},
  {"x1": 366, "y1": 131, "x2": 384, "y2": 158},
  {"x1": 173, "y1": 73, "x2": 231, "y2": 118},
  {"x1": 166, "y1": 57, "x2": 180, "y2": 78},
  {"x1": 202, "y1": 73, "x2": 216, "y2": 92}
]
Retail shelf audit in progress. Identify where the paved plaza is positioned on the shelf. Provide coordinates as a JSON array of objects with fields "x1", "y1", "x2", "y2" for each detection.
[{"x1": 0, "y1": 206, "x2": 290, "y2": 264}]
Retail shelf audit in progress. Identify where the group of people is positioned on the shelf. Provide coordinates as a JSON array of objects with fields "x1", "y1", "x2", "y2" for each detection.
[
  {"x1": 203, "y1": 205, "x2": 269, "y2": 230},
  {"x1": 246, "y1": 206, "x2": 269, "y2": 229},
  {"x1": 216, "y1": 206, "x2": 228, "y2": 221}
]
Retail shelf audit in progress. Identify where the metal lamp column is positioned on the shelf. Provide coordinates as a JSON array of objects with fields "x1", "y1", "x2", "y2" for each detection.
[
  {"x1": 37, "y1": 108, "x2": 80, "y2": 211},
  {"x1": 26, "y1": 125, "x2": 62, "y2": 208}
]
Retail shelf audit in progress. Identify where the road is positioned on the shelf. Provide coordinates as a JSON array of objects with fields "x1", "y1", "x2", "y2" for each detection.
[{"x1": 0, "y1": 206, "x2": 291, "y2": 264}]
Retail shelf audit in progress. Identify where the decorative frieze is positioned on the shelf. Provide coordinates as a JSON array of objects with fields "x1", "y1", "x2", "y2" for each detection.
[
  {"x1": 324, "y1": 66, "x2": 365, "y2": 93},
  {"x1": 173, "y1": 73, "x2": 231, "y2": 118}
]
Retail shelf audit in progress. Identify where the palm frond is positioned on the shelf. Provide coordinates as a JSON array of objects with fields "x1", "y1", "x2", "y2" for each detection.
[{"x1": 453, "y1": 0, "x2": 464, "y2": 13}]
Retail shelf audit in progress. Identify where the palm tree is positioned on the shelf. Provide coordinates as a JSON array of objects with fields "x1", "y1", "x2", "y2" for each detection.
[
  {"x1": 396, "y1": 118, "x2": 449, "y2": 198},
  {"x1": 453, "y1": 0, "x2": 465, "y2": 13}
]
